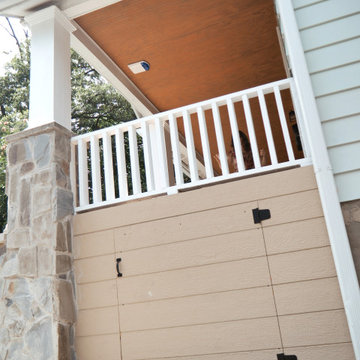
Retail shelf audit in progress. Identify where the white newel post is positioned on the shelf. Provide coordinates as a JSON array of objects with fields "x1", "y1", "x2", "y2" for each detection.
[{"x1": 27, "y1": 6, "x2": 75, "y2": 130}]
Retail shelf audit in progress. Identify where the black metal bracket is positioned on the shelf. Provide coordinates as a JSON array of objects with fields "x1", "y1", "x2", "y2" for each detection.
[
  {"x1": 277, "y1": 353, "x2": 297, "y2": 360},
  {"x1": 116, "y1": 258, "x2": 122, "y2": 277},
  {"x1": 252, "y1": 208, "x2": 271, "y2": 224}
]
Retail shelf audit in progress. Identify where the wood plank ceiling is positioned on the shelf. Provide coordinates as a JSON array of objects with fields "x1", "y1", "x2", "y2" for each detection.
[{"x1": 75, "y1": 0, "x2": 286, "y2": 112}]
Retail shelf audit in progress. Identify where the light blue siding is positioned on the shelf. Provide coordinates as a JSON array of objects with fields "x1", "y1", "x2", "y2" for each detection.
[
  {"x1": 306, "y1": 37, "x2": 360, "y2": 74},
  {"x1": 292, "y1": 0, "x2": 360, "y2": 202}
]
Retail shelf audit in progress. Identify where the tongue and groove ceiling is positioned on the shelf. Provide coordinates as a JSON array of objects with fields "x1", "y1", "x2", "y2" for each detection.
[{"x1": 75, "y1": 0, "x2": 286, "y2": 112}]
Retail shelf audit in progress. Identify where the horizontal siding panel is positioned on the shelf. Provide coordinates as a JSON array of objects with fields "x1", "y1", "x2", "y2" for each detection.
[
  {"x1": 74, "y1": 254, "x2": 115, "y2": 284},
  {"x1": 115, "y1": 202, "x2": 258, "y2": 252},
  {"x1": 76, "y1": 334, "x2": 121, "y2": 360},
  {"x1": 76, "y1": 306, "x2": 119, "y2": 337},
  {"x1": 74, "y1": 229, "x2": 114, "y2": 259},
  {"x1": 263, "y1": 217, "x2": 329, "y2": 255},
  {"x1": 122, "y1": 317, "x2": 282, "y2": 359},
  {"x1": 258, "y1": 189, "x2": 323, "y2": 227},
  {"x1": 273, "y1": 277, "x2": 343, "y2": 315},
  {"x1": 117, "y1": 257, "x2": 270, "y2": 304},
  {"x1": 312, "y1": 62, "x2": 360, "y2": 97},
  {"x1": 335, "y1": 170, "x2": 360, "y2": 202},
  {"x1": 322, "y1": 114, "x2": 360, "y2": 147},
  {"x1": 77, "y1": 280, "x2": 118, "y2": 310},
  {"x1": 74, "y1": 166, "x2": 317, "y2": 235},
  {"x1": 292, "y1": 0, "x2": 325, "y2": 10},
  {"x1": 268, "y1": 246, "x2": 337, "y2": 284},
  {"x1": 306, "y1": 37, "x2": 360, "y2": 74},
  {"x1": 295, "y1": 0, "x2": 360, "y2": 30},
  {"x1": 300, "y1": 14, "x2": 360, "y2": 52},
  {"x1": 119, "y1": 287, "x2": 276, "y2": 332},
  {"x1": 328, "y1": 142, "x2": 360, "y2": 174},
  {"x1": 317, "y1": 87, "x2": 360, "y2": 121},
  {"x1": 279, "y1": 309, "x2": 351, "y2": 347},
  {"x1": 285, "y1": 343, "x2": 355, "y2": 360},
  {"x1": 147, "y1": 349, "x2": 280, "y2": 360},
  {"x1": 117, "y1": 229, "x2": 265, "y2": 276}
]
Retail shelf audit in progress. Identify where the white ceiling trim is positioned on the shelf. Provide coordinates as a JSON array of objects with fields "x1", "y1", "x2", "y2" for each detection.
[{"x1": 63, "y1": 0, "x2": 123, "y2": 19}]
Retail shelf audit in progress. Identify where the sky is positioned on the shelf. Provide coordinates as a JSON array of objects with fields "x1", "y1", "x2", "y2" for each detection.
[{"x1": 0, "y1": 16, "x2": 28, "y2": 76}]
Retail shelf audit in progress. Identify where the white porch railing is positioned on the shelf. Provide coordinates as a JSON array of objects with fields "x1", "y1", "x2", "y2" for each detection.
[{"x1": 71, "y1": 78, "x2": 311, "y2": 212}]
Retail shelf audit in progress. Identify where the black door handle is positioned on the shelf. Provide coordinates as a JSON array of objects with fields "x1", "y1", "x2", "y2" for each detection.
[{"x1": 116, "y1": 258, "x2": 122, "y2": 277}]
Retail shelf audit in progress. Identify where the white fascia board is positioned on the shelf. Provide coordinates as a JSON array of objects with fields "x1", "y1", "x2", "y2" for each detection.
[
  {"x1": 276, "y1": 1, "x2": 360, "y2": 359},
  {"x1": 70, "y1": 21, "x2": 158, "y2": 117},
  {"x1": 63, "y1": 0, "x2": 123, "y2": 19}
]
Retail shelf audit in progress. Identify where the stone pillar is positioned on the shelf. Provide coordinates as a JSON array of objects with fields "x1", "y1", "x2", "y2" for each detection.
[
  {"x1": 0, "y1": 123, "x2": 76, "y2": 360},
  {"x1": 342, "y1": 199, "x2": 360, "y2": 284}
]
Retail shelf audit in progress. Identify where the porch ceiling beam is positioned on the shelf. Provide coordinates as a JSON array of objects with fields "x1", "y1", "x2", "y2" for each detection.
[{"x1": 71, "y1": 21, "x2": 159, "y2": 117}]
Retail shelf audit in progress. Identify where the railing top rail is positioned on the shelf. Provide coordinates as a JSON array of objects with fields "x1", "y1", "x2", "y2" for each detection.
[{"x1": 72, "y1": 78, "x2": 293, "y2": 143}]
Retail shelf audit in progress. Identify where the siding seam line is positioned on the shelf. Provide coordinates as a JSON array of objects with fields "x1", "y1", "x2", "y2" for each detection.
[
  {"x1": 304, "y1": 35, "x2": 360, "y2": 54},
  {"x1": 309, "y1": 60, "x2": 360, "y2": 76}
]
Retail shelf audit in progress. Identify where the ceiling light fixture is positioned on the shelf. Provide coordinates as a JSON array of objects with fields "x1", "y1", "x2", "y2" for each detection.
[{"x1": 128, "y1": 61, "x2": 150, "y2": 74}]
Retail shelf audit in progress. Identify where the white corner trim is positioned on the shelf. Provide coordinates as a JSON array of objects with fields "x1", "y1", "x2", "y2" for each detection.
[
  {"x1": 276, "y1": 2, "x2": 360, "y2": 359},
  {"x1": 70, "y1": 21, "x2": 158, "y2": 117},
  {"x1": 25, "y1": 5, "x2": 75, "y2": 33}
]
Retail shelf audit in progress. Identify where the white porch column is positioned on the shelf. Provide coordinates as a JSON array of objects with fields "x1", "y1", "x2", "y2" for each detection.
[{"x1": 26, "y1": 6, "x2": 75, "y2": 130}]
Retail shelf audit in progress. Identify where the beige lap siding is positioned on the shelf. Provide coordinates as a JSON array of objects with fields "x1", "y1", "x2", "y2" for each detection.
[{"x1": 73, "y1": 166, "x2": 355, "y2": 360}]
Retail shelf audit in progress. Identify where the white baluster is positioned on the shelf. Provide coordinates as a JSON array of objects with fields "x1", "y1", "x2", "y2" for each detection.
[
  {"x1": 70, "y1": 141, "x2": 77, "y2": 207},
  {"x1": 77, "y1": 138, "x2": 89, "y2": 206},
  {"x1": 212, "y1": 102, "x2": 229, "y2": 176},
  {"x1": 197, "y1": 106, "x2": 214, "y2": 178},
  {"x1": 141, "y1": 121, "x2": 155, "y2": 192},
  {"x1": 102, "y1": 132, "x2": 115, "y2": 200},
  {"x1": 257, "y1": 89, "x2": 278, "y2": 165},
  {"x1": 168, "y1": 113, "x2": 183, "y2": 186},
  {"x1": 90, "y1": 134, "x2": 102, "y2": 204},
  {"x1": 242, "y1": 94, "x2": 261, "y2": 168},
  {"x1": 128, "y1": 125, "x2": 141, "y2": 195},
  {"x1": 274, "y1": 86, "x2": 295, "y2": 162},
  {"x1": 115, "y1": 128, "x2": 128, "y2": 198},
  {"x1": 183, "y1": 110, "x2": 199, "y2": 182}
]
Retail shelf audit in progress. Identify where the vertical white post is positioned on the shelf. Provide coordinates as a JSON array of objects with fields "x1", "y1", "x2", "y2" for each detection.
[
  {"x1": 277, "y1": 2, "x2": 360, "y2": 358},
  {"x1": 70, "y1": 141, "x2": 77, "y2": 206},
  {"x1": 25, "y1": 6, "x2": 75, "y2": 130},
  {"x1": 154, "y1": 118, "x2": 170, "y2": 189}
]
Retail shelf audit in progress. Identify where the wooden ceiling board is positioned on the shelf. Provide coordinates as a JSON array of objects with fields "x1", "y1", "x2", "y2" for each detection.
[{"x1": 75, "y1": 0, "x2": 286, "y2": 111}]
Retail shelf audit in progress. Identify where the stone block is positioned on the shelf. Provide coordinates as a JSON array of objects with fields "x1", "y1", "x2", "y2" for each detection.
[
  {"x1": 20, "y1": 162, "x2": 35, "y2": 176},
  {"x1": 55, "y1": 131, "x2": 71, "y2": 162},
  {"x1": 58, "y1": 323, "x2": 71, "y2": 360},
  {"x1": 34, "y1": 134, "x2": 51, "y2": 168},
  {"x1": 32, "y1": 213, "x2": 55, "y2": 247},
  {"x1": 7, "y1": 229, "x2": 30, "y2": 249},
  {"x1": 33, "y1": 187, "x2": 52, "y2": 215},
  {"x1": 8, "y1": 140, "x2": 31, "y2": 166},
  {"x1": 66, "y1": 221, "x2": 72, "y2": 253},
  {"x1": 56, "y1": 223, "x2": 67, "y2": 251},
  {"x1": 19, "y1": 179, "x2": 31, "y2": 227},
  {"x1": 55, "y1": 162, "x2": 70, "y2": 189},
  {"x1": 56, "y1": 280, "x2": 76, "y2": 323},
  {"x1": 32, "y1": 169, "x2": 51, "y2": 186},
  {"x1": 25, "y1": 317, "x2": 54, "y2": 360},
  {"x1": 54, "y1": 189, "x2": 74, "y2": 220},
  {"x1": 37, "y1": 247, "x2": 54, "y2": 276},
  {"x1": 32, "y1": 278, "x2": 54, "y2": 314},
  {"x1": 56, "y1": 255, "x2": 71, "y2": 275},
  {"x1": 0, "y1": 251, "x2": 18, "y2": 277},
  {"x1": 18, "y1": 247, "x2": 37, "y2": 277}
]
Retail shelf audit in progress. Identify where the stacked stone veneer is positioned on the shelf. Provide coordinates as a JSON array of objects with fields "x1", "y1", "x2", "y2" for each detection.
[{"x1": 0, "y1": 123, "x2": 76, "y2": 360}]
